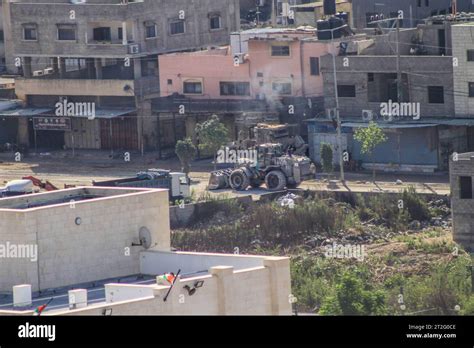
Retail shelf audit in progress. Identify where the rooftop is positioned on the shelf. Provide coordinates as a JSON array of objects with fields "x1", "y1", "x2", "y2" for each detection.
[{"x1": 0, "y1": 187, "x2": 166, "y2": 211}]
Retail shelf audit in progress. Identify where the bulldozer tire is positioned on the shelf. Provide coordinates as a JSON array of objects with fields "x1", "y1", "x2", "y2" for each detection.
[
  {"x1": 265, "y1": 171, "x2": 287, "y2": 191},
  {"x1": 229, "y1": 169, "x2": 250, "y2": 191}
]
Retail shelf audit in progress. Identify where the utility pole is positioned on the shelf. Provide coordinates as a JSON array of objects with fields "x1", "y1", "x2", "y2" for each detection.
[
  {"x1": 319, "y1": 25, "x2": 348, "y2": 183},
  {"x1": 331, "y1": 30, "x2": 345, "y2": 183},
  {"x1": 396, "y1": 16, "x2": 402, "y2": 102}
]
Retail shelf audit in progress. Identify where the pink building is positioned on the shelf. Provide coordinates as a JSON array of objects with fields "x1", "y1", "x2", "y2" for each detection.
[{"x1": 159, "y1": 28, "x2": 333, "y2": 101}]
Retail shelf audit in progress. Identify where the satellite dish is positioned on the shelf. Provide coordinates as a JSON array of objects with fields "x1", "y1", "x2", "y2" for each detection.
[{"x1": 138, "y1": 227, "x2": 152, "y2": 249}]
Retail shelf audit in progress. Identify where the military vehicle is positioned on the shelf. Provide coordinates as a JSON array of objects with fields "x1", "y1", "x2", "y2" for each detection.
[{"x1": 209, "y1": 143, "x2": 313, "y2": 191}]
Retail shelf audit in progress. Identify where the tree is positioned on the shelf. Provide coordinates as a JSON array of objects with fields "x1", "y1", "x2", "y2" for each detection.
[
  {"x1": 196, "y1": 115, "x2": 229, "y2": 170},
  {"x1": 175, "y1": 138, "x2": 197, "y2": 177},
  {"x1": 320, "y1": 143, "x2": 334, "y2": 179},
  {"x1": 353, "y1": 122, "x2": 387, "y2": 181}
]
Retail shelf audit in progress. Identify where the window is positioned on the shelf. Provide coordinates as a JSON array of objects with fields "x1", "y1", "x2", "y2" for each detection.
[
  {"x1": 425, "y1": 0, "x2": 429, "y2": 6},
  {"x1": 167, "y1": 79, "x2": 173, "y2": 85},
  {"x1": 460, "y1": 176, "x2": 472, "y2": 199},
  {"x1": 469, "y1": 82, "x2": 474, "y2": 97},
  {"x1": 23, "y1": 24, "x2": 38, "y2": 41},
  {"x1": 272, "y1": 81, "x2": 292, "y2": 95},
  {"x1": 145, "y1": 22, "x2": 157, "y2": 38},
  {"x1": 271, "y1": 45, "x2": 290, "y2": 57},
  {"x1": 210, "y1": 15, "x2": 221, "y2": 30},
  {"x1": 170, "y1": 21, "x2": 185, "y2": 35},
  {"x1": 310, "y1": 57, "x2": 320, "y2": 76},
  {"x1": 0, "y1": 30, "x2": 3, "y2": 42},
  {"x1": 118, "y1": 27, "x2": 123, "y2": 41},
  {"x1": 57, "y1": 25, "x2": 76, "y2": 41},
  {"x1": 368, "y1": 73, "x2": 374, "y2": 82},
  {"x1": 467, "y1": 50, "x2": 474, "y2": 62},
  {"x1": 428, "y1": 86, "x2": 444, "y2": 104},
  {"x1": 93, "y1": 27, "x2": 111, "y2": 41},
  {"x1": 183, "y1": 80, "x2": 202, "y2": 94},
  {"x1": 417, "y1": 0, "x2": 422, "y2": 7},
  {"x1": 220, "y1": 82, "x2": 250, "y2": 96},
  {"x1": 338, "y1": 85, "x2": 356, "y2": 97}
]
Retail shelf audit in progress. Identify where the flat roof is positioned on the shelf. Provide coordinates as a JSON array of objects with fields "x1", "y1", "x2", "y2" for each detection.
[
  {"x1": 0, "y1": 274, "x2": 156, "y2": 314},
  {"x1": 0, "y1": 187, "x2": 167, "y2": 212}
]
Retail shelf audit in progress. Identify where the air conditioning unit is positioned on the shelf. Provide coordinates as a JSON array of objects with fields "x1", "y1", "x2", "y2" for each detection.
[
  {"x1": 233, "y1": 53, "x2": 246, "y2": 64},
  {"x1": 33, "y1": 70, "x2": 44, "y2": 77},
  {"x1": 362, "y1": 110, "x2": 374, "y2": 121},
  {"x1": 128, "y1": 44, "x2": 140, "y2": 54},
  {"x1": 326, "y1": 108, "x2": 337, "y2": 119},
  {"x1": 44, "y1": 68, "x2": 54, "y2": 75}
]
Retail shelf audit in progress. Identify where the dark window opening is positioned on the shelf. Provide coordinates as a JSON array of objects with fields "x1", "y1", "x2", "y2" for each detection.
[
  {"x1": 220, "y1": 82, "x2": 250, "y2": 96},
  {"x1": 145, "y1": 23, "x2": 157, "y2": 38},
  {"x1": 469, "y1": 82, "x2": 474, "y2": 97},
  {"x1": 183, "y1": 81, "x2": 202, "y2": 94},
  {"x1": 460, "y1": 176, "x2": 473, "y2": 199},
  {"x1": 118, "y1": 27, "x2": 123, "y2": 41},
  {"x1": 170, "y1": 21, "x2": 185, "y2": 35},
  {"x1": 338, "y1": 85, "x2": 356, "y2": 98},
  {"x1": 93, "y1": 27, "x2": 111, "y2": 41},
  {"x1": 210, "y1": 16, "x2": 221, "y2": 30},
  {"x1": 310, "y1": 57, "x2": 320, "y2": 76},
  {"x1": 271, "y1": 45, "x2": 290, "y2": 57},
  {"x1": 428, "y1": 86, "x2": 444, "y2": 104},
  {"x1": 57, "y1": 25, "x2": 76, "y2": 41},
  {"x1": 368, "y1": 73, "x2": 374, "y2": 82},
  {"x1": 23, "y1": 26, "x2": 37, "y2": 41},
  {"x1": 468, "y1": 50, "x2": 474, "y2": 62}
]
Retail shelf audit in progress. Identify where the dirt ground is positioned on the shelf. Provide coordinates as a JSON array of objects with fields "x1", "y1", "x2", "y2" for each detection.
[{"x1": 0, "y1": 149, "x2": 451, "y2": 197}]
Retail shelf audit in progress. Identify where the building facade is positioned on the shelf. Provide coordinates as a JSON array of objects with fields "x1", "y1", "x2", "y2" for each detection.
[
  {"x1": 312, "y1": 20, "x2": 474, "y2": 172},
  {"x1": 452, "y1": 22, "x2": 474, "y2": 118},
  {"x1": 352, "y1": 0, "x2": 474, "y2": 29},
  {"x1": 450, "y1": 152, "x2": 474, "y2": 251},
  {"x1": 155, "y1": 28, "x2": 329, "y2": 152},
  {"x1": 1, "y1": 0, "x2": 240, "y2": 152}
]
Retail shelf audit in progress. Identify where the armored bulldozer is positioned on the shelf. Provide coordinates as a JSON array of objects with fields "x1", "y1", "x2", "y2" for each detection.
[{"x1": 209, "y1": 144, "x2": 313, "y2": 191}]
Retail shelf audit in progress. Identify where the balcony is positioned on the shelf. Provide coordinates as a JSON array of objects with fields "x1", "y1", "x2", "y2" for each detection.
[{"x1": 15, "y1": 78, "x2": 136, "y2": 99}]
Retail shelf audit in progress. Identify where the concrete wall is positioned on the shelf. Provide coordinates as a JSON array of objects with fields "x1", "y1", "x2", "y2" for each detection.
[
  {"x1": 450, "y1": 153, "x2": 474, "y2": 251},
  {"x1": 452, "y1": 23, "x2": 474, "y2": 118},
  {"x1": 0, "y1": 187, "x2": 171, "y2": 292},
  {"x1": 159, "y1": 38, "x2": 331, "y2": 99},
  {"x1": 15, "y1": 78, "x2": 135, "y2": 100},
  {"x1": 45, "y1": 256, "x2": 292, "y2": 315},
  {"x1": 6, "y1": 0, "x2": 239, "y2": 59},
  {"x1": 321, "y1": 54, "x2": 455, "y2": 119}
]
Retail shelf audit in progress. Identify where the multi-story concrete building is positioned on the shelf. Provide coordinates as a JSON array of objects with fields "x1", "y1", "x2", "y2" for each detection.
[
  {"x1": 450, "y1": 152, "x2": 474, "y2": 251},
  {"x1": 452, "y1": 22, "x2": 474, "y2": 118},
  {"x1": 153, "y1": 28, "x2": 330, "y2": 153},
  {"x1": 311, "y1": 19, "x2": 474, "y2": 172},
  {"x1": 1, "y1": 0, "x2": 240, "y2": 152}
]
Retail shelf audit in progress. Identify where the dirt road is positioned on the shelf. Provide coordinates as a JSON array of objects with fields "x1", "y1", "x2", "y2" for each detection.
[{"x1": 0, "y1": 150, "x2": 450, "y2": 197}]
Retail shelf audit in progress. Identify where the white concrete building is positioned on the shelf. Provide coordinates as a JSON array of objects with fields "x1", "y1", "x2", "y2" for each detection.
[{"x1": 0, "y1": 187, "x2": 292, "y2": 315}]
